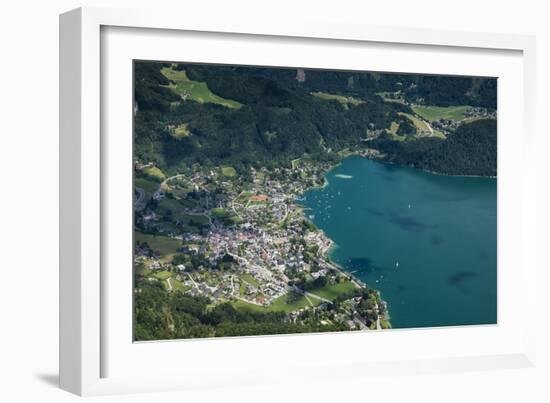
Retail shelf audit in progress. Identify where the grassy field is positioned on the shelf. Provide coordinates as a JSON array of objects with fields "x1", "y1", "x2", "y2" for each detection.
[
  {"x1": 161, "y1": 66, "x2": 242, "y2": 109},
  {"x1": 221, "y1": 166, "x2": 237, "y2": 177},
  {"x1": 235, "y1": 191, "x2": 253, "y2": 202},
  {"x1": 232, "y1": 300, "x2": 268, "y2": 313},
  {"x1": 232, "y1": 280, "x2": 357, "y2": 315},
  {"x1": 255, "y1": 171, "x2": 265, "y2": 182},
  {"x1": 386, "y1": 121, "x2": 406, "y2": 141},
  {"x1": 311, "y1": 92, "x2": 364, "y2": 109},
  {"x1": 270, "y1": 294, "x2": 322, "y2": 312},
  {"x1": 153, "y1": 270, "x2": 173, "y2": 280},
  {"x1": 142, "y1": 166, "x2": 166, "y2": 182},
  {"x1": 412, "y1": 105, "x2": 471, "y2": 122},
  {"x1": 165, "y1": 277, "x2": 189, "y2": 292},
  {"x1": 150, "y1": 271, "x2": 189, "y2": 292},
  {"x1": 233, "y1": 292, "x2": 321, "y2": 314},
  {"x1": 173, "y1": 123, "x2": 191, "y2": 138},
  {"x1": 135, "y1": 231, "x2": 182, "y2": 256},
  {"x1": 399, "y1": 112, "x2": 431, "y2": 133},
  {"x1": 211, "y1": 207, "x2": 229, "y2": 218},
  {"x1": 160, "y1": 67, "x2": 190, "y2": 81},
  {"x1": 387, "y1": 121, "x2": 399, "y2": 135},
  {"x1": 238, "y1": 281, "x2": 247, "y2": 297},
  {"x1": 240, "y1": 273, "x2": 260, "y2": 287},
  {"x1": 157, "y1": 198, "x2": 210, "y2": 227},
  {"x1": 309, "y1": 280, "x2": 358, "y2": 301},
  {"x1": 397, "y1": 112, "x2": 446, "y2": 139}
]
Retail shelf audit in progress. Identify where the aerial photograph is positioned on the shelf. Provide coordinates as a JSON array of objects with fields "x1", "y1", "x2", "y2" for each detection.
[{"x1": 133, "y1": 61, "x2": 497, "y2": 341}]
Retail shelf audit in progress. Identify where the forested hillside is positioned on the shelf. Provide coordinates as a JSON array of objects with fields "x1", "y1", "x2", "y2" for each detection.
[
  {"x1": 135, "y1": 281, "x2": 362, "y2": 340},
  {"x1": 134, "y1": 61, "x2": 497, "y2": 177},
  {"x1": 371, "y1": 119, "x2": 497, "y2": 176},
  {"x1": 182, "y1": 64, "x2": 497, "y2": 108}
]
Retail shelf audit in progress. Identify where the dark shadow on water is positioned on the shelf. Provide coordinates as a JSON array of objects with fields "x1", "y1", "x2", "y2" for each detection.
[
  {"x1": 346, "y1": 257, "x2": 373, "y2": 272},
  {"x1": 346, "y1": 257, "x2": 389, "y2": 274},
  {"x1": 448, "y1": 271, "x2": 478, "y2": 286},
  {"x1": 35, "y1": 373, "x2": 59, "y2": 388},
  {"x1": 431, "y1": 235, "x2": 443, "y2": 245},
  {"x1": 381, "y1": 174, "x2": 399, "y2": 182},
  {"x1": 364, "y1": 206, "x2": 386, "y2": 217},
  {"x1": 430, "y1": 193, "x2": 472, "y2": 203},
  {"x1": 380, "y1": 162, "x2": 399, "y2": 172},
  {"x1": 363, "y1": 206, "x2": 434, "y2": 233},
  {"x1": 395, "y1": 284, "x2": 407, "y2": 294},
  {"x1": 389, "y1": 215, "x2": 434, "y2": 233}
]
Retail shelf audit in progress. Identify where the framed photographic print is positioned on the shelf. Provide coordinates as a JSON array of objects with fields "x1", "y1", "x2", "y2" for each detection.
[
  {"x1": 60, "y1": 7, "x2": 537, "y2": 396},
  {"x1": 132, "y1": 59, "x2": 497, "y2": 340}
]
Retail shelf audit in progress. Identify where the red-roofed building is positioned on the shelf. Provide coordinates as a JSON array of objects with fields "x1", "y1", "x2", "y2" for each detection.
[{"x1": 250, "y1": 194, "x2": 268, "y2": 202}]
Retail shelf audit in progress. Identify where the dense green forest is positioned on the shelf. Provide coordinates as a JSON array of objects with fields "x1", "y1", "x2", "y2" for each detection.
[
  {"x1": 134, "y1": 61, "x2": 497, "y2": 177},
  {"x1": 134, "y1": 281, "x2": 372, "y2": 340},
  {"x1": 371, "y1": 119, "x2": 497, "y2": 176},
  {"x1": 134, "y1": 63, "x2": 406, "y2": 172},
  {"x1": 182, "y1": 64, "x2": 497, "y2": 108}
]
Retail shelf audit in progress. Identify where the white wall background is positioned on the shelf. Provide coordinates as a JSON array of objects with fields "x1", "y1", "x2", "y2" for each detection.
[{"x1": 0, "y1": 0, "x2": 548, "y2": 401}]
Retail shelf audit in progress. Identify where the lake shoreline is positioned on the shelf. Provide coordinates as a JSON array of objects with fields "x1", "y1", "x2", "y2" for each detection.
[
  {"x1": 296, "y1": 157, "x2": 392, "y2": 328},
  {"x1": 368, "y1": 155, "x2": 497, "y2": 179},
  {"x1": 301, "y1": 155, "x2": 497, "y2": 329},
  {"x1": 333, "y1": 148, "x2": 497, "y2": 180}
]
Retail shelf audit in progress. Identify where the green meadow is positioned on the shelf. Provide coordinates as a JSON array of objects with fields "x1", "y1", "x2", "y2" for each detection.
[
  {"x1": 412, "y1": 105, "x2": 471, "y2": 122},
  {"x1": 233, "y1": 280, "x2": 358, "y2": 314},
  {"x1": 135, "y1": 232, "x2": 182, "y2": 256},
  {"x1": 386, "y1": 121, "x2": 407, "y2": 142},
  {"x1": 173, "y1": 123, "x2": 191, "y2": 138},
  {"x1": 220, "y1": 166, "x2": 237, "y2": 177},
  {"x1": 142, "y1": 166, "x2": 166, "y2": 182},
  {"x1": 308, "y1": 280, "x2": 358, "y2": 300},
  {"x1": 399, "y1": 112, "x2": 431, "y2": 133},
  {"x1": 233, "y1": 293, "x2": 321, "y2": 314},
  {"x1": 398, "y1": 113, "x2": 446, "y2": 139},
  {"x1": 311, "y1": 91, "x2": 364, "y2": 109},
  {"x1": 153, "y1": 270, "x2": 173, "y2": 280},
  {"x1": 161, "y1": 66, "x2": 242, "y2": 109}
]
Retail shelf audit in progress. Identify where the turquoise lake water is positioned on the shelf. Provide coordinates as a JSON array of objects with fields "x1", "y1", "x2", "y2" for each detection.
[{"x1": 302, "y1": 156, "x2": 497, "y2": 329}]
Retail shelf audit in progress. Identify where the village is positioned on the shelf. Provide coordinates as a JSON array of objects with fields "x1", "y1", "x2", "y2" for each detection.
[{"x1": 134, "y1": 157, "x2": 390, "y2": 330}]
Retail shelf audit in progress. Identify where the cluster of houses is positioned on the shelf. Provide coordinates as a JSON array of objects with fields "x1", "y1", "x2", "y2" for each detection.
[
  {"x1": 135, "y1": 158, "x2": 374, "y2": 316},
  {"x1": 432, "y1": 107, "x2": 497, "y2": 133}
]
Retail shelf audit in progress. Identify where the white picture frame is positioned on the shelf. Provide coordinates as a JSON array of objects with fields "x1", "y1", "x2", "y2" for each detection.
[{"x1": 59, "y1": 6, "x2": 537, "y2": 396}]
